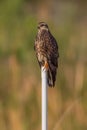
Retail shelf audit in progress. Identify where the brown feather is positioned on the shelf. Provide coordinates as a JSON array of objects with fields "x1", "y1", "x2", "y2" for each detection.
[{"x1": 34, "y1": 22, "x2": 59, "y2": 87}]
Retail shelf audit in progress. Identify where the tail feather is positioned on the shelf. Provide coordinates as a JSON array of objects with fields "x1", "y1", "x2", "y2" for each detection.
[
  {"x1": 47, "y1": 69, "x2": 53, "y2": 87},
  {"x1": 51, "y1": 68, "x2": 57, "y2": 86},
  {"x1": 47, "y1": 65, "x2": 57, "y2": 87}
]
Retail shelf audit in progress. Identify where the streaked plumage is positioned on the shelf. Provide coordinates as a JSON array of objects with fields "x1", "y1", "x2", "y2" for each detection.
[{"x1": 34, "y1": 22, "x2": 59, "y2": 87}]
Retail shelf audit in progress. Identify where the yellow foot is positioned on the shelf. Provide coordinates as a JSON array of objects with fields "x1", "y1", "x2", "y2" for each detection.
[{"x1": 43, "y1": 61, "x2": 49, "y2": 71}]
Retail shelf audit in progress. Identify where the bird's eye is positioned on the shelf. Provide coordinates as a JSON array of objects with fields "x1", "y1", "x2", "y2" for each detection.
[
  {"x1": 41, "y1": 24, "x2": 44, "y2": 27},
  {"x1": 38, "y1": 26, "x2": 40, "y2": 29}
]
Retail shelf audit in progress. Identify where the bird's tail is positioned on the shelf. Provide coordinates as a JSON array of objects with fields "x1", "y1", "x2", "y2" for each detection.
[{"x1": 47, "y1": 65, "x2": 57, "y2": 87}]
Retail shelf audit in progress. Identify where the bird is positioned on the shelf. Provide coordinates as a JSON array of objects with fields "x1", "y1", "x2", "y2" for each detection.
[{"x1": 34, "y1": 22, "x2": 59, "y2": 87}]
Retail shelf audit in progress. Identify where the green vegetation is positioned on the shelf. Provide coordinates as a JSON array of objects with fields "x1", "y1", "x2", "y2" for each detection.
[{"x1": 0, "y1": 0, "x2": 87, "y2": 130}]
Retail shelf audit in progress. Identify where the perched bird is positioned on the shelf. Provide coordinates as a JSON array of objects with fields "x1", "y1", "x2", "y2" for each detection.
[{"x1": 34, "y1": 22, "x2": 59, "y2": 87}]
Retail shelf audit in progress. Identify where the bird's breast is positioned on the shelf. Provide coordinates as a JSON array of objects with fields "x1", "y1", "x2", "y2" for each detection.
[{"x1": 37, "y1": 53, "x2": 44, "y2": 62}]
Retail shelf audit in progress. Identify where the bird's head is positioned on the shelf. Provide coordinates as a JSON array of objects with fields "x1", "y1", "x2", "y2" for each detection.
[{"x1": 37, "y1": 22, "x2": 49, "y2": 32}]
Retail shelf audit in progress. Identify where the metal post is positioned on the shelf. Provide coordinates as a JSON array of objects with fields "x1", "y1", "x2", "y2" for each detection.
[{"x1": 41, "y1": 67, "x2": 48, "y2": 130}]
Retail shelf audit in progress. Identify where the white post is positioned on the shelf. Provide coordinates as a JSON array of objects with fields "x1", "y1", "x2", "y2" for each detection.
[{"x1": 41, "y1": 66, "x2": 48, "y2": 130}]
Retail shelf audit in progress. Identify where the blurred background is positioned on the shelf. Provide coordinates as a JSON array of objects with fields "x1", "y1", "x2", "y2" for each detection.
[{"x1": 0, "y1": 0, "x2": 87, "y2": 130}]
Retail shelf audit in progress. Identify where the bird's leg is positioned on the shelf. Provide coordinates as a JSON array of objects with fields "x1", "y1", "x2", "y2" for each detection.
[{"x1": 42, "y1": 61, "x2": 49, "y2": 71}]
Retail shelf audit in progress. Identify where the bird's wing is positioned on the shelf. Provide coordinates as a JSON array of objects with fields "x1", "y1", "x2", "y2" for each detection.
[
  {"x1": 45, "y1": 34, "x2": 59, "y2": 67},
  {"x1": 34, "y1": 37, "x2": 42, "y2": 68}
]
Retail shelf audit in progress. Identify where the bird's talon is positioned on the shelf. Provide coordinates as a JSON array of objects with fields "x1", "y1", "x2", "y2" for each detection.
[{"x1": 44, "y1": 61, "x2": 49, "y2": 71}]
